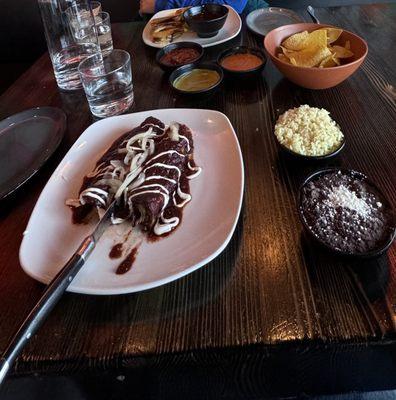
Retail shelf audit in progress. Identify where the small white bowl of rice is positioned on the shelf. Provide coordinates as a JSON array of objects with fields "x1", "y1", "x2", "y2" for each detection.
[{"x1": 274, "y1": 105, "x2": 345, "y2": 160}]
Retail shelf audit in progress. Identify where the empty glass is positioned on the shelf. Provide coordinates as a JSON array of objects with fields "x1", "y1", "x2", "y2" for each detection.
[
  {"x1": 78, "y1": 50, "x2": 134, "y2": 118},
  {"x1": 38, "y1": 0, "x2": 100, "y2": 91}
]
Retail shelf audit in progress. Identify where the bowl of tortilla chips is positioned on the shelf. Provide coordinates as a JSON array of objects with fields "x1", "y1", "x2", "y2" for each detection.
[{"x1": 263, "y1": 23, "x2": 368, "y2": 89}]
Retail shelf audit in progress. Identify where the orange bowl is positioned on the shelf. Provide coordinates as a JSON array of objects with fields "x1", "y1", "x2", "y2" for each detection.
[{"x1": 263, "y1": 23, "x2": 368, "y2": 89}]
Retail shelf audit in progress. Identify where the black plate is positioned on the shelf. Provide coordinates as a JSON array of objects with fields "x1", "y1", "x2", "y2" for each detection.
[
  {"x1": 298, "y1": 168, "x2": 396, "y2": 258},
  {"x1": 0, "y1": 107, "x2": 66, "y2": 200},
  {"x1": 245, "y1": 8, "x2": 304, "y2": 37}
]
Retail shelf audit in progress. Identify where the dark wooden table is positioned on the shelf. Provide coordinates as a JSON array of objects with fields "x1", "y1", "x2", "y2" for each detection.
[{"x1": 1, "y1": 3, "x2": 396, "y2": 399}]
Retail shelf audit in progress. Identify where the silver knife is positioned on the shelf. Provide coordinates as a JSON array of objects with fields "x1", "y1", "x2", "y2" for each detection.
[{"x1": 0, "y1": 201, "x2": 117, "y2": 386}]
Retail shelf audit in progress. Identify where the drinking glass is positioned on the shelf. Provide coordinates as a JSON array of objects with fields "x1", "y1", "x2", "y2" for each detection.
[
  {"x1": 94, "y1": 12, "x2": 114, "y2": 56},
  {"x1": 65, "y1": 2, "x2": 100, "y2": 45},
  {"x1": 78, "y1": 49, "x2": 134, "y2": 118},
  {"x1": 66, "y1": 4, "x2": 112, "y2": 55},
  {"x1": 89, "y1": 1, "x2": 102, "y2": 16},
  {"x1": 38, "y1": 0, "x2": 100, "y2": 91}
]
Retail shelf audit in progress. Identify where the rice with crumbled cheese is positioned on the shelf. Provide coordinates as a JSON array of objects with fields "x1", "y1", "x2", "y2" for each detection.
[{"x1": 274, "y1": 105, "x2": 344, "y2": 156}]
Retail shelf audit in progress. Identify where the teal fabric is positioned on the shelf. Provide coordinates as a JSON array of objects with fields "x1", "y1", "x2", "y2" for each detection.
[
  {"x1": 154, "y1": 0, "x2": 268, "y2": 13},
  {"x1": 244, "y1": 0, "x2": 268, "y2": 13},
  {"x1": 155, "y1": 0, "x2": 248, "y2": 13}
]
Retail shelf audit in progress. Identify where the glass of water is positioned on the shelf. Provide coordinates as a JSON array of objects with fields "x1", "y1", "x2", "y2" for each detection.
[
  {"x1": 94, "y1": 12, "x2": 114, "y2": 56},
  {"x1": 65, "y1": 2, "x2": 100, "y2": 45},
  {"x1": 37, "y1": 0, "x2": 100, "y2": 91},
  {"x1": 78, "y1": 49, "x2": 134, "y2": 118},
  {"x1": 52, "y1": 42, "x2": 100, "y2": 90},
  {"x1": 66, "y1": 5, "x2": 112, "y2": 55},
  {"x1": 88, "y1": 1, "x2": 102, "y2": 16}
]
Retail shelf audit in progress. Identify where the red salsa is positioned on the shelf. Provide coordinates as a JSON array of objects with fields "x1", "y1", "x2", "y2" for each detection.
[{"x1": 160, "y1": 47, "x2": 200, "y2": 66}]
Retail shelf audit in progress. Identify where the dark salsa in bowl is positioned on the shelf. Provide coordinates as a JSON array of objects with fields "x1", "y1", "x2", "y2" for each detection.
[
  {"x1": 299, "y1": 169, "x2": 396, "y2": 257},
  {"x1": 156, "y1": 42, "x2": 204, "y2": 72},
  {"x1": 161, "y1": 48, "x2": 201, "y2": 66},
  {"x1": 183, "y1": 4, "x2": 229, "y2": 38}
]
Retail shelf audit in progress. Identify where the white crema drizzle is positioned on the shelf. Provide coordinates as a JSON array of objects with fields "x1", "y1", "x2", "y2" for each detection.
[{"x1": 73, "y1": 121, "x2": 202, "y2": 235}]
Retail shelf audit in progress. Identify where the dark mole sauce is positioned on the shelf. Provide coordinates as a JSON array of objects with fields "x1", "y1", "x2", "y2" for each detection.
[
  {"x1": 71, "y1": 175, "x2": 95, "y2": 224},
  {"x1": 71, "y1": 204, "x2": 94, "y2": 224},
  {"x1": 190, "y1": 10, "x2": 223, "y2": 21},
  {"x1": 147, "y1": 174, "x2": 190, "y2": 242},
  {"x1": 116, "y1": 248, "x2": 138, "y2": 275},
  {"x1": 147, "y1": 206, "x2": 184, "y2": 242},
  {"x1": 109, "y1": 243, "x2": 123, "y2": 259},
  {"x1": 71, "y1": 122, "x2": 199, "y2": 274}
]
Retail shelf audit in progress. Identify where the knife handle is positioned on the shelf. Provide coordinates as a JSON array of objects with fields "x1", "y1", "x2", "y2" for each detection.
[
  {"x1": 307, "y1": 5, "x2": 320, "y2": 24},
  {"x1": 0, "y1": 236, "x2": 95, "y2": 387}
]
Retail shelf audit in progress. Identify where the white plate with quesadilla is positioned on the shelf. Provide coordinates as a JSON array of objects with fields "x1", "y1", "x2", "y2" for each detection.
[{"x1": 142, "y1": 6, "x2": 241, "y2": 48}]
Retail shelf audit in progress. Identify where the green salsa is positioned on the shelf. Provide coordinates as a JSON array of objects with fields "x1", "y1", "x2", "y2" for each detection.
[{"x1": 173, "y1": 69, "x2": 220, "y2": 92}]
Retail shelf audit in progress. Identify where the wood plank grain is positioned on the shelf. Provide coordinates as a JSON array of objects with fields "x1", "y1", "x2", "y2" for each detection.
[{"x1": 0, "y1": 4, "x2": 395, "y2": 381}]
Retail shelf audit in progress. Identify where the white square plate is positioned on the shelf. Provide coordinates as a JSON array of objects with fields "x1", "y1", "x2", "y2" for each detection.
[
  {"x1": 142, "y1": 6, "x2": 242, "y2": 48},
  {"x1": 19, "y1": 109, "x2": 244, "y2": 295}
]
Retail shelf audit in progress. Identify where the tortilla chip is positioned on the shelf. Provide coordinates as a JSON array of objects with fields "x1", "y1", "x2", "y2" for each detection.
[
  {"x1": 330, "y1": 45, "x2": 354, "y2": 58},
  {"x1": 317, "y1": 27, "x2": 343, "y2": 44},
  {"x1": 304, "y1": 29, "x2": 328, "y2": 49},
  {"x1": 277, "y1": 53, "x2": 290, "y2": 63},
  {"x1": 282, "y1": 29, "x2": 328, "y2": 51},
  {"x1": 319, "y1": 54, "x2": 338, "y2": 68},
  {"x1": 282, "y1": 31, "x2": 310, "y2": 51},
  {"x1": 285, "y1": 46, "x2": 332, "y2": 68},
  {"x1": 277, "y1": 27, "x2": 353, "y2": 68}
]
